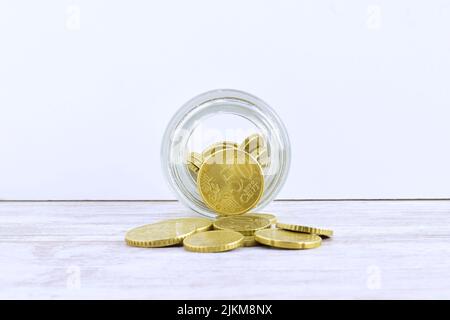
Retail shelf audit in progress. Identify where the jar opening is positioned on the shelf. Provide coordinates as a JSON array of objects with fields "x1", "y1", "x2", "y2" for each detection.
[{"x1": 162, "y1": 89, "x2": 291, "y2": 217}]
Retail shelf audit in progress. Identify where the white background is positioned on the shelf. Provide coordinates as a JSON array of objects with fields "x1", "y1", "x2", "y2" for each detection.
[{"x1": 1, "y1": 0, "x2": 450, "y2": 200}]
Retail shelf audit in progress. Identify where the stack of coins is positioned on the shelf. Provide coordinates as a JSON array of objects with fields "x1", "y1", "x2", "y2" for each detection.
[
  {"x1": 186, "y1": 133, "x2": 268, "y2": 215},
  {"x1": 125, "y1": 214, "x2": 333, "y2": 253}
]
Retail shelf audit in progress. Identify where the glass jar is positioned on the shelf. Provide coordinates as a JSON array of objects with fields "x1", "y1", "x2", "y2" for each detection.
[{"x1": 161, "y1": 89, "x2": 291, "y2": 217}]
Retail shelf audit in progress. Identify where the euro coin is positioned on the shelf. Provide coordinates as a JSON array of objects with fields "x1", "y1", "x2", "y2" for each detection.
[
  {"x1": 202, "y1": 141, "x2": 238, "y2": 158},
  {"x1": 198, "y1": 148, "x2": 264, "y2": 215},
  {"x1": 175, "y1": 217, "x2": 213, "y2": 232},
  {"x1": 244, "y1": 213, "x2": 277, "y2": 224},
  {"x1": 183, "y1": 230, "x2": 244, "y2": 253},
  {"x1": 186, "y1": 152, "x2": 203, "y2": 180},
  {"x1": 255, "y1": 228, "x2": 322, "y2": 249},
  {"x1": 213, "y1": 215, "x2": 271, "y2": 236},
  {"x1": 240, "y1": 133, "x2": 265, "y2": 154},
  {"x1": 125, "y1": 219, "x2": 197, "y2": 248},
  {"x1": 276, "y1": 222, "x2": 333, "y2": 238},
  {"x1": 242, "y1": 235, "x2": 259, "y2": 247}
]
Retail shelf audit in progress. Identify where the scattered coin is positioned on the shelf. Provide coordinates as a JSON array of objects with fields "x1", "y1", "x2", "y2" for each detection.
[
  {"x1": 242, "y1": 235, "x2": 259, "y2": 247},
  {"x1": 255, "y1": 228, "x2": 322, "y2": 249},
  {"x1": 125, "y1": 214, "x2": 331, "y2": 252},
  {"x1": 183, "y1": 230, "x2": 244, "y2": 253},
  {"x1": 244, "y1": 213, "x2": 277, "y2": 224},
  {"x1": 198, "y1": 148, "x2": 264, "y2": 215},
  {"x1": 175, "y1": 217, "x2": 213, "y2": 232},
  {"x1": 213, "y1": 215, "x2": 271, "y2": 236},
  {"x1": 276, "y1": 222, "x2": 333, "y2": 238},
  {"x1": 125, "y1": 219, "x2": 197, "y2": 248}
]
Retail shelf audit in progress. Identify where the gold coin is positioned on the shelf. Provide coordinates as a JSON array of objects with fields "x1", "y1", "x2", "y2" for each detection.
[
  {"x1": 125, "y1": 219, "x2": 197, "y2": 248},
  {"x1": 242, "y1": 235, "x2": 259, "y2": 247},
  {"x1": 276, "y1": 222, "x2": 333, "y2": 238},
  {"x1": 198, "y1": 148, "x2": 264, "y2": 215},
  {"x1": 255, "y1": 228, "x2": 322, "y2": 249},
  {"x1": 175, "y1": 217, "x2": 213, "y2": 232},
  {"x1": 183, "y1": 230, "x2": 244, "y2": 253},
  {"x1": 186, "y1": 152, "x2": 203, "y2": 180},
  {"x1": 240, "y1": 133, "x2": 265, "y2": 154},
  {"x1": 213, "y1": 215, "x2": 271, "y2": 236},
  {"x1": 202, "y1": 141, "x2": 238, "y2": 158},
  {"x1": 244, "y1": 213, "x2": 277, "y2": 224}
]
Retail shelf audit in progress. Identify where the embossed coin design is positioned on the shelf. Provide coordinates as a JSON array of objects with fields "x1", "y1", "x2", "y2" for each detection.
[
  {"x1": 213, "y1": 215, "x2": 271, "y2": 236},
  {"x1": 202, "y1": 141, "x2": 239, "y2": 158},
  {"x1": 255, "y1": 229, "x2": 322, "y2": 249},
  {"x1": 276, "y1": 222, "x2": 334, "y2": 238},
  {"x1": 197, "y1": 148, "x2": 264, "y2": 215},
  {"x1": 183, "y1": 230, "x2": 244, "y2": 253},
  {"x1": 125, "y1": 220, "x2": 197, "y2": 248}
]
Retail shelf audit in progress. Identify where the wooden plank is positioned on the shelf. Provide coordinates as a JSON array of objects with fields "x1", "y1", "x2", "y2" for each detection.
[{"x1": 0, "y1": 200, "x2": 449, "y2": 299}]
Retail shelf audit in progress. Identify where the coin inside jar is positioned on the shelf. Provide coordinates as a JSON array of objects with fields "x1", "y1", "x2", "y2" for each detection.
[
  {"x1": 202, "y1": 141, "x2": 239, "y2": 159},
  {"x1": 240, "y1": 133, "x2": 265, "y2": 154},
  {"x1": 253, "y1": 147, "x2": 270, "y2": 169},
  {"x1": 186, "y1": 152, "x2": 203, "y2": 181},
  {"x1": 197, "y1": 148, "x2": 264, "y2": 215}
]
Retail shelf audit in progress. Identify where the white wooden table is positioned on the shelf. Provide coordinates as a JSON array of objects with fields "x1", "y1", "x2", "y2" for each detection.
[{"x1": 1, "y1": 200, "x2": 449, "y2": 299}]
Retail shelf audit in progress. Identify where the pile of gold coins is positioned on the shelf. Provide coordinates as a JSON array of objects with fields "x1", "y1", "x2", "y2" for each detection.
[
  {"x1": 125, "y1": 213, "x2": 333, "y2": 252},
  {"x1": 125, "y1": 133, "x2": 333, "y2": 252}
]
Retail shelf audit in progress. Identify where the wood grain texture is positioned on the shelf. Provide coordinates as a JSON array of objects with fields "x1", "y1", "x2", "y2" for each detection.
[{"x1": 0, "y1": 200, "x2": 449, "y2": 299}]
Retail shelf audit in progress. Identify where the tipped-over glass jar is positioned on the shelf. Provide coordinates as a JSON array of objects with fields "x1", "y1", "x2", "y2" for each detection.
[{"x1": 161, "y1": 89, "x2": 291, "y2": 217}]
